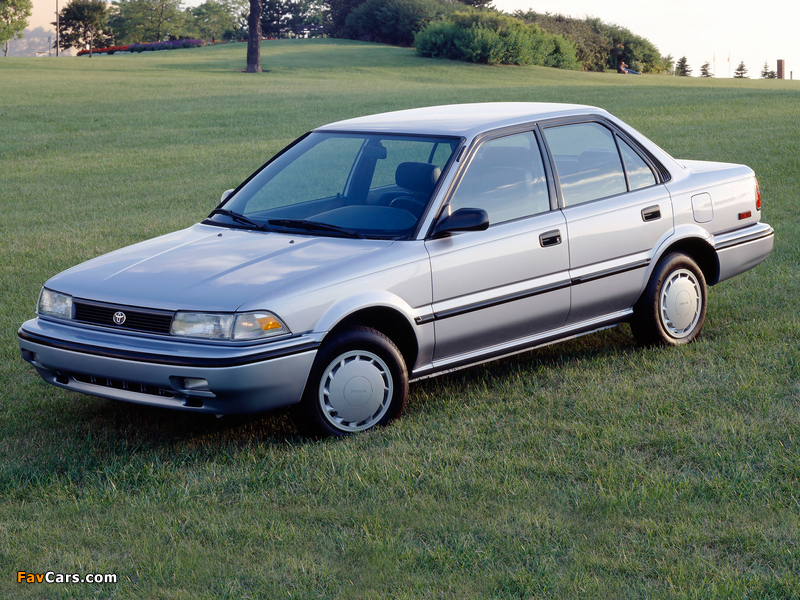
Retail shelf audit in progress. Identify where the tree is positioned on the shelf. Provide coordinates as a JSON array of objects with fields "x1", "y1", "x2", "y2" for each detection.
[
  {"x1": 260, "y1": 0, "x2": 285, "y2": 36},
  {"x1": 1, "y1": 0, "x2": 33, "y2": 56},
  {"x1": 245, "y1": 0, "x2": 260, "y2": 71},
  {"x1": 284, "y1": 0, "x2": 326, "y2": 37},
  {"x1": 675, "y1": 55, "x2": 691, "y2": 76},
  {"x1": 760, "y1": 60, "x2": 777, "y2": 79},
  {"x1": 108, "y1": 0, "x2": 186, "y2": 44},
  {"x1": 227, "y1": 0, "x2": 249, "y2": 37},
  {"x1": 190, "y1": 0, "x2": 237, "y2": 40},
  {"x1": 346, "y1": 0, "x2": 449, "y2": 47},
  {"x1": 734, "y1": 60, "x2": 747, "y2": 78},
  {"x1": 257, "y1": 0, "x2": 325, "y2": 38},
  {"x1": 54, "y1": 0, "x2": 110, "y2": 54},
  {"x1": 327, "y1": 0, "x2": 364, "y2": 37},
  {"x1": 700, "y1": 61, "x2": 712, "y2": 77},
  {"x1": 458, "y1": 0, "x2": 493, "y2": 7},
  {"x1": 660, "y1": 53, "x2": 674, "y2": 74}
]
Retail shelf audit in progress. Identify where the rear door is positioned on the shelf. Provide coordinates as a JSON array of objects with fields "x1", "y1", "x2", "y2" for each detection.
[{"x1": 540, "y1": 120, "x2": 674, "y2": 325}]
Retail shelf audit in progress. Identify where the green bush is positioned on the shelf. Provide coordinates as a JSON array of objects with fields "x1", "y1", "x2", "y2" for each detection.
[
  {"x1": 415, "y1": 10, "x2": 580, "y2": 69},
  {"x1": 454, "y1": 25, "x2": 504, "y2": 64},
  {"x1": 513, "y1": 11, "x2": 611, "y2": 71}
]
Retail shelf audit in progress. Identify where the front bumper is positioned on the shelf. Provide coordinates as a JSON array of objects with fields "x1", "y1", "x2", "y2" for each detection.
[{"x1": 18, "y1": 318, "x2": 321, "y2": 414}]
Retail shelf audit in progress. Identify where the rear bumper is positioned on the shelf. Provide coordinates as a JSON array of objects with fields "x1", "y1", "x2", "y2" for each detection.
[
  {"x1": 713, "y1": 222, "x2": 774, "y2": 284},
  {"x1": 18, "y1": 318, "x2": 320, "y2": 414}
]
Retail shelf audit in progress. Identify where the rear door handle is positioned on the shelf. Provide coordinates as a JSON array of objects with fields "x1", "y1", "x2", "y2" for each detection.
[
  {"x1": 539, "y1": 229, "x2": 562, "y2": 247},
  {"x1": 641, "y1": 205, "x2": 661, "y2": 222}
]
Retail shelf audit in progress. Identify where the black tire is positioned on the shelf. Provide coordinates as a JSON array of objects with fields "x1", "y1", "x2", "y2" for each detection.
[
  {"x1": 294, "y1": 326, "x2": 408, "y2": 437},
  {"x1": 631, "y1": 252, "x2": 707, "y2": 346}
]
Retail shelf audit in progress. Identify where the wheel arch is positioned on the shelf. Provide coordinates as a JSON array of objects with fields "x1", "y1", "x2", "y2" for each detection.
[
  {"x1": 317, "y1": 297, "x2": 420, "y2": 372},
  {"x1": 652, "y1": 230, "x2": 719, "y2": 286}
]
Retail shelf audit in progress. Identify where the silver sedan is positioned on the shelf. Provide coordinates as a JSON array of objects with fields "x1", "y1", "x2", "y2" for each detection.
[{"x1": 19, "y1": 103, "x2": 774, "y2": 436}]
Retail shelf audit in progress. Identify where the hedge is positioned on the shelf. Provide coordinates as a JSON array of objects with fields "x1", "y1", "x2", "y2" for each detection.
[{"x1": 415, "y1": 11, "x2": 580, "y2": 69}]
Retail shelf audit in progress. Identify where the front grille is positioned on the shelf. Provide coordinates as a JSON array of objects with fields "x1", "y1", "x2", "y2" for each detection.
[
  {"x1": 73, "y1": 299, "x2": 174, "y2": 335},
  {"x1": 72, "y1": 373, "x2": 175, "y2": 398}
]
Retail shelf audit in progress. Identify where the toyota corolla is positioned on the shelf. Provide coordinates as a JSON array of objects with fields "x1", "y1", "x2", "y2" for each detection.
[{"x1": 18, "y1": 103, "x2": 774, "y2": 436}]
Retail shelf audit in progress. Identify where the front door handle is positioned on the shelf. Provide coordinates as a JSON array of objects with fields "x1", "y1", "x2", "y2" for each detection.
[
  {"x1": 641, "y1": 205, "x2": 661, "y2": 222},
  {"x1": 539, "y1": 229, "x2": 562, "y2": 247}
]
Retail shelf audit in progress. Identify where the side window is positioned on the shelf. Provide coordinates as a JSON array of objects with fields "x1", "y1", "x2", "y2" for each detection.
[
  {"x1": 448, "y1": 131, "x2": 550, "y2": 225},
  {"x1": 543, "y1": 123, "x2": 627, "y2": 206},
  {"x1": 618, "y1": 137, "x2": 656, "y2": 190}
]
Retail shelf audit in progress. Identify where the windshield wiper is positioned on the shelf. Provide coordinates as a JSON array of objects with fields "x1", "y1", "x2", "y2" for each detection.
[
  {"x1": 267, "y1": 219, "x2": 364, "y2": 239},
  {"x1": 206, "y1": 209, "x2": 274, "y2": 232}
]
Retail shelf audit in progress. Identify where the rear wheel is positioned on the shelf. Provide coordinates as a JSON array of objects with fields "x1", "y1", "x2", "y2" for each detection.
[
  {"x1": 295, "y1": 326, "x2": 408, "y2": 437},
  {"x1": 631, "y1": 252, "x2": 707, "y2": 346}
]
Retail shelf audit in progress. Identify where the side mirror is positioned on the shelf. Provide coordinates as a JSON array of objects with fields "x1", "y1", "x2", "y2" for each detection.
[
  {"x1": 430, "y1": 208, "x2": 489, "y2": 239},
  {"x1": 220, "y1": 189, "x2": 235, "y2": 203}
]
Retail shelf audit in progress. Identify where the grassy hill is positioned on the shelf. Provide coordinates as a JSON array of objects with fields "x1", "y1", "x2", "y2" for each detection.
[{"x1": 1, "y1": 40, "x2": 798, "y2": 599}]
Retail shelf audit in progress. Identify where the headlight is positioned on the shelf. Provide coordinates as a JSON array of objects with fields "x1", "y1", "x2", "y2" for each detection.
[
  {"x1": 38, "y1": 288, "x2": 73, "y2": 320},
  {"x1": 170, "y1": 312, "x2": 233, "y2": 340},
  {"x1": 170, "y1": 311, "x2": 289, "y2": 341}
]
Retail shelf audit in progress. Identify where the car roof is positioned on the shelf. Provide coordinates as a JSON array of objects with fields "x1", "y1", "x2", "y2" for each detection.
[{"x1": 315, "y1": 102, "x2": 608, "y2": 138}]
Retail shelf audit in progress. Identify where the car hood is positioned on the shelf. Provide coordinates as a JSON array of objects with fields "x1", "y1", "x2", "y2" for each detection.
[{"x1": 46, "y1": 224, "x2": 394, "y2": 311}]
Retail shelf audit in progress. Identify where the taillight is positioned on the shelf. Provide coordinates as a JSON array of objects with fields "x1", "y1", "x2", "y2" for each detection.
[{"x1": 755, "y1": 178, "x2": 761, "y2": 211}]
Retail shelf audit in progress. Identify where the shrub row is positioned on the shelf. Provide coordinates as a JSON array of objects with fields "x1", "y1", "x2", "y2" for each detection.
[
  {"x1": 127, "y1": 39, "x2": 206, "y2": 52},
  {"x1": 77, "y1": 45, "x2": 130, "y2": 56},
  {"x1": 415, "y1": 11, "x2": 580, "y2": 69},
  {"x1": 514, "y1": 11, "x2": 670, "y2": 73},
  {"x1": 78, "y1": 39, "x2": 206, "y2": 56}
]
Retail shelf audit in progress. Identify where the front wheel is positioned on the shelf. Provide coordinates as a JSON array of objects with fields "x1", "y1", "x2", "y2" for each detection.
[
  {"x1": 631, "y1": 252, "x2": 707, "y2": 346},
  {"x1": 294, "y1": 326, "x2": 408, "y2": 437}
]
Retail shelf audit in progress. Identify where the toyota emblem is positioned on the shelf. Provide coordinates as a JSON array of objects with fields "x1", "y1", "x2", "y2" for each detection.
[{"x1": 113, "y1": 311, "x2": 127, "y2": 325}]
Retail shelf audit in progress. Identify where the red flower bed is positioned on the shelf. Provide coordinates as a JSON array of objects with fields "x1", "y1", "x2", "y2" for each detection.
[{"x1": 77, "y1": 45, "x2": 130, "y2": 56}]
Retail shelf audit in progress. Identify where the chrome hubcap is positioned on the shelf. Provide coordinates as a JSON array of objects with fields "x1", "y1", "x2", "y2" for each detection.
[
  {"x1": 660, "y1": 268, "x2": 701, "y2": 338},
  {"x1": 318, "y1": 350, "x2": 392, "y2": 432}
]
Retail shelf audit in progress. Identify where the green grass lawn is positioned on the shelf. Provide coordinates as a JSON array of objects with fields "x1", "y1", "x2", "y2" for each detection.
[{"x1": 1, "y1": 40, "x2": 799, "y2": 599}]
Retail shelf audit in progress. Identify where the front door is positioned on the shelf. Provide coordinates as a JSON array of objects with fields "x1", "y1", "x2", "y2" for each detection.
[{"x1": 425, "y1": 130, "x2": 571, "y2": 363}]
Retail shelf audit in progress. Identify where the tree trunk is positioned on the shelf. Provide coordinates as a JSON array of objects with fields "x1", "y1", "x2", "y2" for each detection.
[{"x1": 246, "y1": 0, "x2": 262, "y2": 73}]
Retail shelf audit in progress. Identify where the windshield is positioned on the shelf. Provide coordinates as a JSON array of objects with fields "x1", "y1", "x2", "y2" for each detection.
[{"x1": 209, "y1": 132, "x2": 460, "y2": 240}]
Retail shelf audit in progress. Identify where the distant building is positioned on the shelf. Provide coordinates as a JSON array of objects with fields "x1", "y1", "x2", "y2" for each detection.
[{"x1": 6, "y1": 0, "x2": 76, "y2": 57}]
